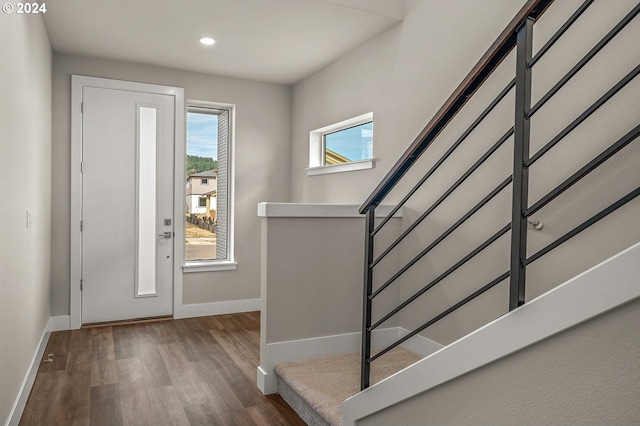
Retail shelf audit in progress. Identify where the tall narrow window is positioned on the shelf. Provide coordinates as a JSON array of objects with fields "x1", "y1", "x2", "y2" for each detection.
[
  {"x1": 136, "y1": 105, "x2": 158, "y2": 296},
  {"x1": 185, "y1": 105, "x2": 232, "y2": 264}
]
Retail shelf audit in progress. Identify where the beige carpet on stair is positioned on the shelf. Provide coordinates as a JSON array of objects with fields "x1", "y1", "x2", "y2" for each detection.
[{"x1": 274, "y1": 347, "x2": 422, "y2": 426}]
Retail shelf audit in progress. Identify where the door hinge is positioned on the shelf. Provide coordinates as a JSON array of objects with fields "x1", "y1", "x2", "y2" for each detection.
[
  {"x1": 80, "y1": 220, "x2": 83, "y2": 232},
  {"x1": 81, "y1": 102, "x2": 83, "y2": 114},
  {"x1": 80, "y1": 279, "x2": 83, "y2": 291},
  {"x1": 80, "y1": 161, "x2": 83, "y2": 173}
]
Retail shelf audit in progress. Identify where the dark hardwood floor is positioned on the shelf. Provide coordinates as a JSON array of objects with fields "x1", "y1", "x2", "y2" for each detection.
[{"x1": 20, "y1": 312, "x2": 306, "y2": 426}]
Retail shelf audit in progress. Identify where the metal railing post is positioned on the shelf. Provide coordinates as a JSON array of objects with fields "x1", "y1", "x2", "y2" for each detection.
[
  {"x1": 361, "y1": 205, "x2": 375, "y2": 390},
  {"x1": 509, "y1": 18, "x2": 534, "y2": 310}
]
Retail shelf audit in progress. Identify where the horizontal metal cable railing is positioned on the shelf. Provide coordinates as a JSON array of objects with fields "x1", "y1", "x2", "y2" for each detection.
[{"x1": 359, "y1": 0, "x2": 640, "y2": 390}]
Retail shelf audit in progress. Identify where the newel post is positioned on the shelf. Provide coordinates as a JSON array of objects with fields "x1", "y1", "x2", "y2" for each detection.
[
  {"x1": 361, "y1": 205, "x2": 375, "y2": 390},
  {"x1": 510, "y1": 18, "x2": 534, "y2": 310}
]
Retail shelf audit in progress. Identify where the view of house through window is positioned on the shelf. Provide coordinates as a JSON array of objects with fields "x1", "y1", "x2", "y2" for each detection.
[
  {"x1": 323, "y1": 121, "x2": 373, "y2": 165},
  {"x1": 185, "y1": 106, "x2": 230, "y2": 262}
]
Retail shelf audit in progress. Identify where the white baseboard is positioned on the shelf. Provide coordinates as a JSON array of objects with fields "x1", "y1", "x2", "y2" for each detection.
[
  {"x1": 343, "y1": 242, "x2": 640, "y2": 426},
  {"x1": 398, "y1": 328, "x2": 444, "y2": 356},
  {"x1": 6, "y1": 322, "x2": 50, "y2": 426},
  {"x1": 257, "y1": 366, "x2": 269, "y2": 393},
  {"x1": 174, "y1": 298, "x2": 260, "y2": 319},
  {"x1": 67, "y1": 298, "x2": 259, "y2": 329},
  {"x1": 50, "y1": 315, "x2": 71, "y2": 331},
  {"x1": 257, "y1": 327, "x2": 441, "y2": 395}
]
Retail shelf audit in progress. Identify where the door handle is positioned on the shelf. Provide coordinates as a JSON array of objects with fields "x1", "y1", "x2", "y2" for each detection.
[{"x1": 158, "y1": 231, "x2": 172, "y2": 239}]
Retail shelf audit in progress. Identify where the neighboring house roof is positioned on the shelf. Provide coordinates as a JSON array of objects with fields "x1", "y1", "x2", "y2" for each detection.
[
  {"x1": 325, "y1": 149, "x2": 351, "y2": 165},
  {"x1": 188, "y1": 170, "x2": 217, "y2": 179},
  {"x1": 202, "y1": 189, "x2": 217, "y2": 196}
]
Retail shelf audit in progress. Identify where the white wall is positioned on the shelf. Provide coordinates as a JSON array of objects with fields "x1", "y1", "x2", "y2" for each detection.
[
  {"x1": 290, "y1": 0, "x2": 640, "y2": 345},
  {"x1": 51, "y1": 54, "x2": 291, "y2": 316},
  {"x1": 0, "y1": 12, "x2": 52, "y2": 425}
]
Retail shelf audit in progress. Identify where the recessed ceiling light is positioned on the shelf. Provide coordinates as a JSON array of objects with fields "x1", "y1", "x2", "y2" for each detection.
[{"x1": 200, "y1": 37, "x2": 216, "y2": 46}]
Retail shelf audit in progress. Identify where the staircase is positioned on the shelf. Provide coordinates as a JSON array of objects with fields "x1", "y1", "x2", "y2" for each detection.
[
  {"x1": 261, "y1": 0, "x2": 640, "y2": 423},
  {"x1": 274, "y1": 348, "x2": 420, "y2": 426}
]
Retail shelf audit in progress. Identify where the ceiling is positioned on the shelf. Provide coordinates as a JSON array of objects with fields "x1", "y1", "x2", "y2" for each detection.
[{"x1": 42, "y1": 0, "x2": 404, "y2": 85}]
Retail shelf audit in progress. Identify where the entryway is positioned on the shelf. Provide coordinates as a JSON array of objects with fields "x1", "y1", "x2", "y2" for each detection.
[{"x1": 70, "y1": 76, "x2": 184, "y2": 326}]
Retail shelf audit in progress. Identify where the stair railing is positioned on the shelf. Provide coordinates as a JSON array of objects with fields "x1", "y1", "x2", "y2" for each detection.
[{"x1": 359, "y1": 0, "x2": 640, "y2": 390}]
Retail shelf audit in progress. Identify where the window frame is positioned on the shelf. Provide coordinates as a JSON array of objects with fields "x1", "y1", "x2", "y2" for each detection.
[
  {"x1": 183, "y1": 101, "x2": 236, "y2": 273},
  {"x1": 307, "y1": 112, "x2": 374, "y2": 176}
]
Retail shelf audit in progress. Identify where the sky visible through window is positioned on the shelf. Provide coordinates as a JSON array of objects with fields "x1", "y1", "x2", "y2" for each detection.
[
  {"x1": 324, "y1": 121, "x2": 373, "y2": 162},
  {"x1": 187, "y1": 112, "x2": 217, "y2": 160}
]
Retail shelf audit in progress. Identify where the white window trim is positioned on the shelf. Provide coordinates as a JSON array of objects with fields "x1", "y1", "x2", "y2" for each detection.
[
  {"x1": 306, "y1": 159, "x2": 375, "y2": 176},
  {"x1": 307, "y1": 112, "x2": 374, "y2": 175},
  {"x1": 182, "y1": 100, "x2": 236, "y2": 273}
]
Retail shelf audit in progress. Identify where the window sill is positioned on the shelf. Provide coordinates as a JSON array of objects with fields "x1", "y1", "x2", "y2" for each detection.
[
  {"x1": 306, "y1": 159, "x2": 374, "y2": 176},
  {"x1": 183, "y1": 261, "x2": 238, "y2": 273}
]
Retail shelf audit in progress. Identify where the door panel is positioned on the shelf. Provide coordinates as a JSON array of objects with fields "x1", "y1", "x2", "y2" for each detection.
[{"x1": 82, "y1": 87, "x2": 174, "y2": 323}]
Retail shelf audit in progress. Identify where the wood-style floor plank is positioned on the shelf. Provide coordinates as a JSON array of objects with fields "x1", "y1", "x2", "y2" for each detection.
[
  {"x1": 89, "y1": 384, "x2": 123, "y2": 426},
  {"x1": 19, "y1": 312, "x2": 305, "y2": 426}
]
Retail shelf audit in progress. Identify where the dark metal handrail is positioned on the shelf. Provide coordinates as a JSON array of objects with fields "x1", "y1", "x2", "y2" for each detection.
[{"x1": 360, "y1": 0, "x2": 639, "y2": 390}]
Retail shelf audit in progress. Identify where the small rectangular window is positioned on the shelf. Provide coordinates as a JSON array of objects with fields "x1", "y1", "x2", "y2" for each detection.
[
  {"x1": 323, "y1": 121, "x2": 373, "y2": 165},
  {"x1": 201, "y1": 178, "x2": 208, "y2": 185},
  {"x1": 308, "y1": 112, "x2": 374, "y2": 175},
  {"x1": 198, "y1": 197, "x2": 207, "y2": 207}
]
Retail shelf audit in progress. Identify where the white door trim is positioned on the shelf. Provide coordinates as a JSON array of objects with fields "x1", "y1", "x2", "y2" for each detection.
[{"x1": 70, "y1": 75, "x2": 185, "y2": 329}]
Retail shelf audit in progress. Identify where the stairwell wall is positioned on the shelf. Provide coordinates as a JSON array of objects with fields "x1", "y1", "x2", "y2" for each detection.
[
  {"x1": 396, "y1": 0, "x2": 640, "y2": 345},
  {"x1": 290, "y1": 0, "x2": 640, "y2": 346},
  {"x1": 289, "y1": 0, "x2": 531, "y2": 344}
]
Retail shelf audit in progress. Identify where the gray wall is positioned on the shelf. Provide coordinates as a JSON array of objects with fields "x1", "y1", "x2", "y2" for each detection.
[
  {"x1": 358, "y1": 297, "x2": 640, "y2": 425},
  {"x1": 0, "y1": 13, "x2": 52, "y2": 424},
  {"x1": 51, "y1": 53, "x2": 291, "y2": 316},
  {"x1": 261, "y1": 216, "x2": 401, "y2": 344},
  {"x1": 290, "y1": 0, "x2": 640, "y2": 345},
  {"x1": 262, "y1": 217, "x2": 371, "y2": 346}
]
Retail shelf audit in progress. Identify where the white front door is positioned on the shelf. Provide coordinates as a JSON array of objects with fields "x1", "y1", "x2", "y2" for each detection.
[{"x1": 81, "y1": 85, "x2": 175, "y2": 324}]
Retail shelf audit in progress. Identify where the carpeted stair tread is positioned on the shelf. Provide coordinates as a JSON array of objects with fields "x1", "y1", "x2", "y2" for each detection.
[{"x1": 274, "y1": 348, "x2": 421, "y2": 426}]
